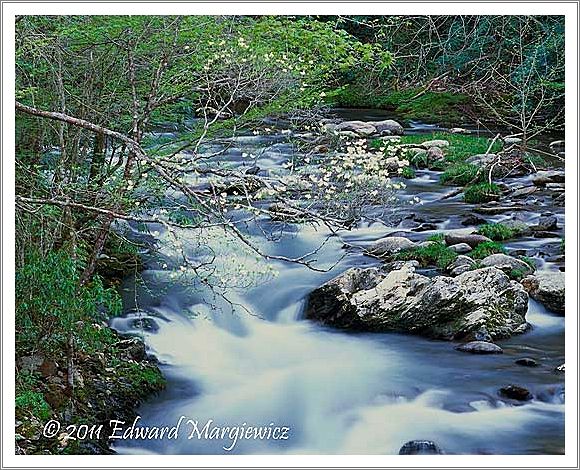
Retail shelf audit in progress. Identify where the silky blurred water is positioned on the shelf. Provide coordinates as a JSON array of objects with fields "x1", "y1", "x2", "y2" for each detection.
[{"x1": 112, "y1": 116, "x2": 565, "y2": 455}]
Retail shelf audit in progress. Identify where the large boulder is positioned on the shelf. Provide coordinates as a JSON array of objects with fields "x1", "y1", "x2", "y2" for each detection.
[
  {"x1": 372, "y1": 119, "x2": 404, "y2": 136},
  {"x1": 480, "y1": 254, "x2": 533, "y2": 276},
  {"x1": 521, "y1": 272, "x2": 565, "y2": 314},
  {"x1": 305, "y1": 264, "x2": 528, "y2": 340},
  {"x1": 333, "y1": 120, "x2": 377, "y2": 137},
  {"x1": 366, "y1": 236, "x2": 416, "y2": 258}
]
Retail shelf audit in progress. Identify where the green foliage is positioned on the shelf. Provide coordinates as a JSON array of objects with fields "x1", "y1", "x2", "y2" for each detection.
[
  {"x1": 464, "y1": 182, "x2": 501, "y2": 204},
  {"x1": 560, "y1": 238, "x2": 565, "y2": 254},
  {"x1": 509, "y1": 268, "x2": 528, "y2": 281},
  {"x1": 15, "y1": 390, "x2": 52, "y2": 421},
  {"x1": 331, "y1": 86, "x2": 469, "y2": 124},
  {"x1": 400, "y1": 167, "x2": 416, "y2": 179},
  {"x1": 470, "y1": 241, "x2": 507, "y2": 259},
  {"x1": 16, "y1": 250, "x2": 122, "y2": 356},
  {"x1": 440, "y1": 163, "x2": 481, "y2": 186},
  {"x1": 477, "y1": 223, "x2": 520, "y2": 241},
  {"x1": 396, "y1": 240, "x2": 458, "y2": 269}
]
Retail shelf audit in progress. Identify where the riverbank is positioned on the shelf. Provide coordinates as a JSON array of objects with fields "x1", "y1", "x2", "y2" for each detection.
[{"x1": 15, "y1": 247, "x2": 165, "y2": 455}]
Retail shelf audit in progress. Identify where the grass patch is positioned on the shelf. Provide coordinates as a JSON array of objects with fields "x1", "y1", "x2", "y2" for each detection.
[
  {"x1": 477, "y1": 222, "x2": 521, "y2": 241},
  {"x1": 470, "y1": 241, "x2": 507, "y2": 259},
  {"x1": 440, "y1": 163, "x2": 481, "y2": 186},
  {"x1": 464, "y1": 182, "x2": 501, "y2": 204},
  {"x1": 399, "y1": 132, "x2": 503, "y2": 164},
  {"x1": 396, "y1": 240, "x2": 458, "y2": 269}
]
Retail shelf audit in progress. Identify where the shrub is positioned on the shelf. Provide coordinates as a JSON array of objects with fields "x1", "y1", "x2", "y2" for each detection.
[
  {"x1": 464, "y1": 183, "x2": 501, "y2": 203},
  {"x1": 440, "y1": 163, "x2": 481, "y2": 186},
  {"x1": 470, "y1": 241, "x2": 507, "y2": 259},
  {"x1": 16, "y1": 249, "x2": 122, "y2": 356}
]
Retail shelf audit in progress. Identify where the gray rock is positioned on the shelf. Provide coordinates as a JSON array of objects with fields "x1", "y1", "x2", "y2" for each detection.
[
  {"x1": 427, "y1": 146, "x2": 445, "y2": 162},
  {"x1": 449, "y1": 127, "x2": 469, "y2": 134},
  {"x1": 455, "y1": 341, "x2": 503, "y2": 354},
  {"x1": 422, "y1": 139, "x2": 450, "y2": 148},
  {"x1": 521, "y1": 272, "x2": 565, "y2": 314},
  {"x1": 333, "y1": 120, "x2": 377, "y2": 137},
  {"x1": 366, "y1": 236, "x2": 416, "y2": 258},
  {"x1": 466, "y1": 153, "x2": 497, "y2": 167},
  {"x1": 447, "y1": 255, "x2": 475, "y2": 276},
  {"x1": 504, "y1": 137, "x2": 522, "y2": 145},
  {"x1": 305, "y1": 265, "x2": 528, "y2": 340},
  {"x1": 511, "y1": 186, "x2": 538, "y2": 198},
  {"x1": 445, "y1": 233, "x2": 492, "y2": 248},
  {"x1": 372, "y1": 119, "x2": 404, "y2": 135},
  {"x1": 399, "y1": 440, "x2": 443, "y2": 455},
  {"x1": 532, "y1": 170, "x2": 565, "y2": 186},
  {"x1": 480, "y1": 254, "x2": 533, "y2": 276},
  {"x1": 535, "y1": 215, "x2": 558, "y2": 231},
  {"x1": 449, "y1": 243, "x2": 472, "y2": 254}
]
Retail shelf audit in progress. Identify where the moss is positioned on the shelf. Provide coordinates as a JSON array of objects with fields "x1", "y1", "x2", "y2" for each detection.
[
  {"x1": 464, "y1": 183, "x2": 501, "y2": 204},
  {"x1": 470, "y1": 241, "x2": 507, "y2": 259},
  {"x1": 440, "y1": 163, "x2": 481, "y2": 186}
]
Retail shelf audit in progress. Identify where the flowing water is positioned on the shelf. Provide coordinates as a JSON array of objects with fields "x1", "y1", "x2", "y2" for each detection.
[{"x1": 111, "y1": 111, "x2": 565, "y2": 455}]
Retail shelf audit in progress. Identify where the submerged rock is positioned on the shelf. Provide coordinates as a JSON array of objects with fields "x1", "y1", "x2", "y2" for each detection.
[
  {"x1": 305, "y1": 264, "x2": 528, "y2": 340},
  {"x1": 399, "y1": 440, "x2": 443, "y2": 455},
  {"x1": 499, "y1": 385, "x2": 533, "y2": 401},
  {"x1": 455, "y1": 341, "x2": 503, "y2": 354},
  {"x1": 515, "y1": 357, "x2": 539, "y2": 367},
  {"x1": 521, "y1": 272, "x2": 565, "y2": 314}
]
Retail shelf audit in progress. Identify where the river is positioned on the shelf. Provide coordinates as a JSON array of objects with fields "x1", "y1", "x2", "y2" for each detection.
[{"x1": 110, "y1": 110, "x2": 565, "y2": 455}]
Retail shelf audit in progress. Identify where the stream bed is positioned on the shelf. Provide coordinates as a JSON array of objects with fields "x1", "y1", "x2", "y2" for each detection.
[{"x1": 111, "y1": 111, "x2": 565, "y2": 455}]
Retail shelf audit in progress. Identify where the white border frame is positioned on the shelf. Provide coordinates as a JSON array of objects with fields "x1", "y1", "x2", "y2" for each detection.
[{"x1": 2, "y1": 2, "x2": 578, "y2": 468}]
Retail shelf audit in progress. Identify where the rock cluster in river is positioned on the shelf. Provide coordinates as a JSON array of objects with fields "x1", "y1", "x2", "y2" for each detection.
[
  {"x1": 305, "y1": 263, "x2": 528, "y2": 340},
  {"x1": 325, "y1": 119, "x2": 404, "y2": 137}
]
